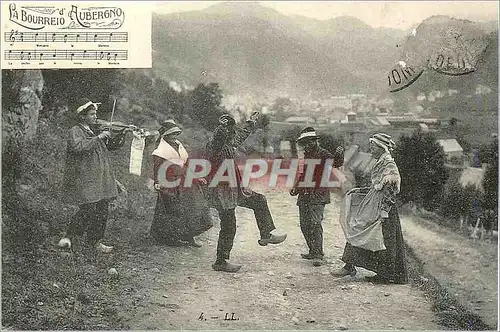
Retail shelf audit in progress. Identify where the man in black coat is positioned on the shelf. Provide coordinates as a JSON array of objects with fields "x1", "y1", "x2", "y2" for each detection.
[
  {"x1": 204, "y1": 113, "x2": 287, "y2": 273},
  {"x1": 290, "y1": 127, "x2": 344, "y2": 267}
]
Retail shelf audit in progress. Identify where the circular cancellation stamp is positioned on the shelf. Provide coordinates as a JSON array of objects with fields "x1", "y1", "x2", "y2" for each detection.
[{"x1": 387, "y1": 15, "x2": 490, "y2": 92}]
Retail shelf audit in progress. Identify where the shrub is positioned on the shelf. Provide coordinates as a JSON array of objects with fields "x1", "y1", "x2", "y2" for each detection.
[{"x1": 393, "y1": 132, "x2": 449, "y2": 211}]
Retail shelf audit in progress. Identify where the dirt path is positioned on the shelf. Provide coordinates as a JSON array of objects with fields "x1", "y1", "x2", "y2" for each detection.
[
  {"x1": 401, "y1": 215, "x2": 498, "y2": 329},
  {"x1": 114, "y1": 190, "x2": 439, "y2": 330}
]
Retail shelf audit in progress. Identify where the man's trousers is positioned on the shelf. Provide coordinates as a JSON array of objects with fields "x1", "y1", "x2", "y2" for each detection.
[
  {"x1": 67, "y1": 199, "x2": 109, "y2": 246},
  {"x1": 215, "y1": 191, "x2": 276, "y2": 262},
  {"x1": 299, "y1": 203, "x2": 325, "y2": 258}
]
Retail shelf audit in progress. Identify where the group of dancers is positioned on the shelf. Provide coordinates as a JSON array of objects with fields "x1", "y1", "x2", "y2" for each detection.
[{"x1": 59, "y1": 100, "x2": 408, "y2": 283}]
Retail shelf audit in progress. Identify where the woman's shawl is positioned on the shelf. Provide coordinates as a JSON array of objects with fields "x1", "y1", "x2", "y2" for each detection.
[
  {"x1": 371, "y1": 152, "x2": 401, "y2": 193},
  {"x1": 152, "y1": 139, "x2": 189, "y2": 166}
]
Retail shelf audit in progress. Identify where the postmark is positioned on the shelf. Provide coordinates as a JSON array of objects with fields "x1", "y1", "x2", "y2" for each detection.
[{"x1": 387, "y1": 15, "x2": 490, "y2": 92}]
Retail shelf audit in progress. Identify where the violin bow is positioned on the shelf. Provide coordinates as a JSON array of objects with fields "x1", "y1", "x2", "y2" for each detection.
[
  {"x1": 103, "y1": 100, "x2": 150, "y2": 135},
  {"x1": 102, "y1": 99, "x2": 116, "y2": 144},
  {"x1": 109, "y1": 99, "x2": 117, "y2": 129}
]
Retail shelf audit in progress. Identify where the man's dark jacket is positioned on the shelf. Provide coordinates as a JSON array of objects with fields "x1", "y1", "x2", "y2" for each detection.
[{"x1": 295, "y1": 145, "x2": 344, "y2": 206}]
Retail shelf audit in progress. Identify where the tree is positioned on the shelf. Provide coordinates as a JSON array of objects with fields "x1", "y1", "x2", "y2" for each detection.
[
  {"x1": 271, "y1": 97, "x2": 292, "y2": 121},
  {"x1": 393, "y1": 132, "x2": 449, "y2": 211},
  {"x1": 42, "y1": 69, "x2": 121, "y2": 112},
  {"x1": 258, "y1": 114, "x2": 271, "y2": 152},
  {"x1": 440, "y1": 175, "x2": 481, "y2": 226},
  {"x1": 482, "y1": 137, "x2": 498, "y2": 212},
  {"x1": 449, "y1": 117, "x2": 458, "y2": 127},
  {"x1": 280, "y1": 126, "x2": 303, "y2": 156},
  {"x1": 479, "y1": 137, "x2": 499, "y2": 165},
  {"x1": 455, "y1": 134, "x2": 471, "y2": 153},
  {"x1": 186, "y1": 83, "x2": 225, "y2": 130},
  {"x1": 258, "y1": 113, "x2": 270, "y2": 129}
]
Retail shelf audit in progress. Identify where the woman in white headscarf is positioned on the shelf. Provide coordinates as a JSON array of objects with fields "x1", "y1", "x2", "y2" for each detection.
[
  {"x1": 150, "y1": 120, "x2": 213, "y2": 247},
  {"x1": 332, "y1": 133, "x2": 408, "y2": 284}
]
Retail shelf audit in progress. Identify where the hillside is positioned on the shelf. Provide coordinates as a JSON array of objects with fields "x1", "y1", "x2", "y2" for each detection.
[
  {"x1": 152, "y1": 2, "x2": 401, "y2": 97},
  {"x1": 152, "y1": 2, "x2": 497, "y2": 100},
  {"x1": 386, "y1": 30, "x2": 498, "y2": 107},
  {"x1": 289, "y1": 14, "x2": 409, "y2": 83},
  {"x1": 153, "y1": 21, "x2": 366, "y2": 97}
]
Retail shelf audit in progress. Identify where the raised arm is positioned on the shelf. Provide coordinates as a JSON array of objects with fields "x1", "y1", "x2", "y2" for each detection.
[
  {"x1": 332, "y1": 145, "x2": 345, "y2": 168},
  {"x1": 229, "y1": 119, "x2": 256, "y2": 149},
  {"x1": 208, "y1": 116, "x2": 257, "y2": 158},
  {"x1": 321, "y1": 148, "x2": 346, "y2": 191}
]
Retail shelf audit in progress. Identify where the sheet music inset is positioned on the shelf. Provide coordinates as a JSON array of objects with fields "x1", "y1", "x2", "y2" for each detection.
[{"x1": 1, "y1": 1, "x2": 151, "y2": 69}]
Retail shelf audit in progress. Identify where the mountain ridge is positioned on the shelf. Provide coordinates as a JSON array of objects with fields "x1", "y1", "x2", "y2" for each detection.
[{"x1": 152, "y1": 2, "x2": 498, "y2": 99}]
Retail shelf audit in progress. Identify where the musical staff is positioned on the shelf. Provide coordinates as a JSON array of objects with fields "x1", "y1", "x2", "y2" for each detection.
[
  {"x1": 5, "y1": 31, "x2": 128, "y2": 43},
  {"x1": 5, "y1": 49, "x2": 128, "y2": 61}
]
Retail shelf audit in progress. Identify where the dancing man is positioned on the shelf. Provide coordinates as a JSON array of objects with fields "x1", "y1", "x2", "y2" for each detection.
[
  {"x1": 291, "y1": 127, "x2": 344, "y2": 267},
  {"x1": 205, "y1": 112, "x2": 287, "y2": 273}
]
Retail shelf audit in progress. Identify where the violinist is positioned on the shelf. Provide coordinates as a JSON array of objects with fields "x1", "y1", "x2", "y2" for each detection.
[{"x1": 58, "y1": 99, "x2": 131, "y2": 253}]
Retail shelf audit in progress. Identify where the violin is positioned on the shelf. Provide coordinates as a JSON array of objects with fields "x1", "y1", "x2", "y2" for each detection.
[
  {"x1": 93, "y1": 119, "x2": 138, "y2": 133},
  {"x1": 94, "y1": 119, "x2": 139, "y2": 132},
  {"x1": 92, "y1": 119, "x2": 157, "y2": 138}
]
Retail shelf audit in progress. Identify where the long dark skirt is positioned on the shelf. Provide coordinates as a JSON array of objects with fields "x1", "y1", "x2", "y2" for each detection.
[
  {"x1": 150, "y1": 184, "x2": 213, "y2": 244},
  {"x1": 341, "y1": 205, "x2": 408, "y2": 284}
]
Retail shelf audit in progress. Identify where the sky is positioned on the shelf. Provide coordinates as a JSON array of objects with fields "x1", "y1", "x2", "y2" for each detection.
[{"x1": 150, "y1": 1, "x2": 499, "y2": 29}]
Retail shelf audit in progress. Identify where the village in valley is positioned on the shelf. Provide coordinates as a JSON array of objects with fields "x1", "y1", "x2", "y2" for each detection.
[{"x1": 222, "y1": 84, "x2": 496, "y2": 213}]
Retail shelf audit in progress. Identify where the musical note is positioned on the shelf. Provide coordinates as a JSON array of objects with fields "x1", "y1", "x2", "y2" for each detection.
[
  {"x1": 5, "y1": 49, "x2": 128, "y2": 61},
  {"x1": 4, "y1": 31, "x2": 129, "y2": 43},
  {"x1": 19, "y1": 51, "x2": 33, "y2": 60}
]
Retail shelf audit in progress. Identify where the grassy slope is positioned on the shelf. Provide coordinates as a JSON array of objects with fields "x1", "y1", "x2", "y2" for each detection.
[{"x1": 1, "y1": 101, "x2": 207, "y2": 329}]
